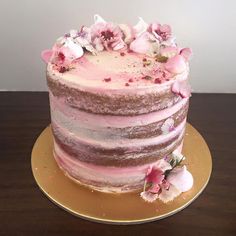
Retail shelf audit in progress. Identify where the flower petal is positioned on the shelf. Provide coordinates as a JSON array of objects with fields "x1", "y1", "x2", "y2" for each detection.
[
  {"x1": 155, "y1": 158, "x2": 172, "y2": 172},
  {"x1": 167, "y1": 166, "x2": 194, "y2": 192},
  {"x1": 130, "y1": 32, "x2": 150, "y2": 54},
  {"x1": 165, "y1": 55, "x2": 186, "y2": 74},
  {"x1": 180, "y1": 47, "x2": 192, "y2": 61},
  {"x1": 158, "y1": 184, "x2": 181, "y2": 203},
  {"x1": 140, "y1": 191, "x2": 159, "y2": 203},
  {"x1": 41, "y1": 50, "x2": 53, "y2": 63}
]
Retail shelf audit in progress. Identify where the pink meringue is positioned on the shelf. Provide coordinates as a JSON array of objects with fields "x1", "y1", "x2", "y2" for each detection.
[{"x1": 129, "y1": 32, "x2": 150, "y2": 54}]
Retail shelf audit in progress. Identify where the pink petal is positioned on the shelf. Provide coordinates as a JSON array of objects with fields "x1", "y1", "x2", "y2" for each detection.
[
  {"x1": 165, "y1": 55, "x2": 186, "y2": 74},
  {"x1": 41, "y1": 50, "x2": 53, "y2": 63},
  {"x1": 167, "y1": 166, "x2": 193, "y2": 192},
  {"x1": 159, "y1": 24, "x2": 171, "y2": 34},
  {"x1": 140, "y1": 191, "x2": 159, "y2": 203},
  {"x1": 146, "y1": 167, "x2": 164, "y2": 184},
  {"x1": 172, "y1": 80, "x2": 191, "y2": 98},
  {"x1": 149, "y1": 183, "x2": 161, "y2": 194},
  {"x1": 130, "y1": 32, "x2": 150, "y2": 54},
  {"x1": 180, "y1": 48, "x2": 192, "y2": 61},
  {"x1": 112, "y1": 39, "x2": 126, "y2": 51},
  {"x1": 158, "y1": 184, "x2": 181, "y2": 203}
]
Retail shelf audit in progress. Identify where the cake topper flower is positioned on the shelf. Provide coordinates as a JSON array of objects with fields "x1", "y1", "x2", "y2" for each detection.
[
  {"x1": 90, "y1": 15, "x2": 126, "y2": 51},
  {"x1": 140, "y1": 152, "x2": 193, "y2": 203}
]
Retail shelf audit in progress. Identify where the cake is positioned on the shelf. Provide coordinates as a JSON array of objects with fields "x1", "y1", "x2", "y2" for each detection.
[{"x1": 41, "y1": 15, "x2": 193, "y2": 203}]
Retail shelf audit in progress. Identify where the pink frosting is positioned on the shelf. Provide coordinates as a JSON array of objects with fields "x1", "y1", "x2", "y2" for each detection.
[{"x1": 50, "y1": 93, "x2": 188, "y2": 128}]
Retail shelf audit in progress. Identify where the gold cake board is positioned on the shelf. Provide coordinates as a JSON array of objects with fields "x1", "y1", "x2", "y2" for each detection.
[{"x1": 31, "y1": 123, "x2": 212, "y2": 224}]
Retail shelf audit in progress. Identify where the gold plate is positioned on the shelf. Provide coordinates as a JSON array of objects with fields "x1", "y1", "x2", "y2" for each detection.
[{"x1": 31, "y1": 123, "x2": 212, "y2": 224}]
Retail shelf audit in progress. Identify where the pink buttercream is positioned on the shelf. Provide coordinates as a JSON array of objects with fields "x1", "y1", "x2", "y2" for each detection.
[{"x1": 50, "y1": 93, "x2": 188, "y2": 128}]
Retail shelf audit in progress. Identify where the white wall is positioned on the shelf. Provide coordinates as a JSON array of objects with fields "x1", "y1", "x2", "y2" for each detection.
[{"x1": 0, "y1": 0, "x2": 235, "y2": 93}]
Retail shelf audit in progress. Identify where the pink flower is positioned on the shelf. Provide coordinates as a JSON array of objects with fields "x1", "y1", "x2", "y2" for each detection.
[
  {"x1": 149, "y1": 23, "x2": 172, "y2": 41},
  {"x1": 51, "y1": 37, "x2": 84, "y2": 66},
  {"x1": 146, "y1": 166, "x2": 165, "y2": 185},
  {"x1": 90, "y1": 16, "x2": 126, "y2": 51}
]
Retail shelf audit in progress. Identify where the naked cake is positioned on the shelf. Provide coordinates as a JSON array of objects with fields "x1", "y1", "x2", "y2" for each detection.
[{"x1": 41, "y1": 15, "x2": 193, "y2": 203}]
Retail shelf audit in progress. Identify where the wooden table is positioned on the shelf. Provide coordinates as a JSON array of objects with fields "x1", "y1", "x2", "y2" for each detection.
[{"x1": 0, "y1": 92, "x2": 235, "y2": 236}]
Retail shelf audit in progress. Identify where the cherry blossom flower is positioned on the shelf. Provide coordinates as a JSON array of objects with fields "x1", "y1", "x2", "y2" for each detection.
[
  {"x1": 90, "y1": 15, "x2": 126, "y2": 51},
  {"x1": 51, "y1": 37, "x2": 84, "y2": 66},
  {"x1": 148, "y1": 23, "x2": 176, "y2": 47}
]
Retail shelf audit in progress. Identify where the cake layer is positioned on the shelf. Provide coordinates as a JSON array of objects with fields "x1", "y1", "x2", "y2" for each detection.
[
  {"x1": 47, "y1": 51, "x2": 189, "y2": 115},
  {"x1": 50, "y1": 93, "x2": 189, "y2": 140},
  {"x1": 52, "y1": 119, "x2": 186, "y2": 167},
  {"x1": 54, "y1": 140, "x2": 184, "y2": 193}
]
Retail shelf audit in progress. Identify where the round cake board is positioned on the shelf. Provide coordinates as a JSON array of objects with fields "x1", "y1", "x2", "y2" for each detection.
[{"x1": 31, "y1": 123, "x2": 212, "y2": 224}]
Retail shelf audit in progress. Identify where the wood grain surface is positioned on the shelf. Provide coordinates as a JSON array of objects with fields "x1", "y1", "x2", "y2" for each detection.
[{"x1": 0, "y1": 92, "x2": 235, "y2": 236}]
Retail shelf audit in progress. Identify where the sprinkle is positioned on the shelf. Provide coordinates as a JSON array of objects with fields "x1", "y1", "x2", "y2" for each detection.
[
  {"x1": 143, "y1": 60, "x2": 152, "y2": 66},
  {"x1": 154, "y1": 78, "x2": 163, "y2": 84},
  {"x1": 125, "y1": 83, "x2": 130, "y2": 86},
  {"x1": 155, "y1": 55, "x2": 168, "y2": 63},
  {"x1": 59, "y1": 66, "x2": 67, "y2": 73},
  {"x1": 142, "y1": 75, "x2": 153, "y2": 80},
  {"x1": 120, "y1": 52, "x2": 125, "y2": 56},
  {"x1": 58, "y1": 52, "x2": 65, "y2": 61},
  {"x1": 143, "y1": 58, "x2": 147, "y2": 62},
  {"x1": 104, "y1": 77, "x2": 111, "y2": 82},
  {"x1": 128, "y1": 78, "x2": 134, "y2": 83}
]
